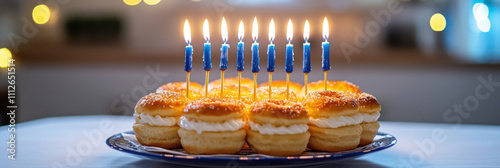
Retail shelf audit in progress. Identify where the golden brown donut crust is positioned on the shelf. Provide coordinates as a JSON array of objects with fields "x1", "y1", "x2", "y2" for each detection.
[
  {"x1": 359, "y1": 121, "x2": 380, "y2": 146},
  {"x1": 300, "y1": 80, "x2": 361, "y2": 97},
  {"x1": 302, "y1": 90, "x2": 359, "y2": 118},
  {"x1": 255, "y1": 86, "x2": 299, "y2": 102},
  {"x1": 133, "y1": 123, "x2": 181, "y2": 149},
  {"x1": 135, "y1": 91, "x2": 188, "y2": 117},
  {"x1": 183, "y1": 98, "x2": 245, "y2": 122},
  {"x1": 207, "y1": 77, "x2": 254, "y2": 91},
  {"x1": 178, "y1": 128, "x2": 246, "y2": 154},
  {"x1": 207, "y1": 84, "x2": 253, "y2": 105},
  {"x1": 308, "y1": 124, "x2": 362, "y2": 152},
  {"x1": 157, "y1": 82, "x2": 203, "y2": 91},
  {"x1": 156, "y1": 82, "x2": 203, "y2": 100},
  {"x1": 351, "y1": 92, "x2": 381, "y2": 113},
  {"x1": 246, "y1": 130, "x2": 310, "y2": 156},
  {"x1": 249, "y1": 99, "x2": 309, "y2": 126},
  {"x1": 259, "y1": 80, "x2": 303, "y2": 95}
]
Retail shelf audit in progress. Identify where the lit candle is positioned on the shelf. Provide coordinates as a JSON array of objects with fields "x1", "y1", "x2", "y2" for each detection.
[
  {"x1": 220, "y1": 17, "x2": 230, "y2": 97},
  {"x1": 183, "y1": 19, "x2": 192, "y2": 98},
  {"x1": 267, "y1": 19, "x2": 276, "y2": 99},
  {"x1": 285, "y1": 19, "x2": 294, "y2": 73},
  {"x1": 322, "y1": 17, "x2": 330, "y2": 90},
  {"x1": 237, "y1": 21, "x2": 244, "y2": 99},
  {"x1": 251, "y1": 17, "x2": 260, "y2": 101},
  {"x1": 203, "y1": 19, "x2": 211, "y2": 97},
  {"x1": 303, "y1": 20, "x2": 311, "y2": 94},
  {"x1": 285, "y1": 19, "x2": 294, "y2": 99}
]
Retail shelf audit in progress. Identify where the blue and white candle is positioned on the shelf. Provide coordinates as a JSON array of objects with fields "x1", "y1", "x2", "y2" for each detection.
[
  {"x1": 302, "y1": 20, "x2": 311, "y2": 73},
  {"x1": 184, "y1": 19, "x2": 192, "y2": 72},
  {"x1": 203, "y1": 19, "x2": 212, "y2": 71},
  {"x1": 285, "y1": 19, "x2": 294, "y2": 73},
  {"x1": 267, "y1": 19, "x2": 275, "y2": 73},
  {"x1": 322, "y1": 17, "x2": 330, "y2": 71},
  {"x1": 251, "y1": 17, "x2": 260, "y2": 73},
  {"x1": 220, "y1": 17, "x2": 229, "y2": 71},
  {"x1": 236, "y1": 21, "x2": 244, "y2": 72}
]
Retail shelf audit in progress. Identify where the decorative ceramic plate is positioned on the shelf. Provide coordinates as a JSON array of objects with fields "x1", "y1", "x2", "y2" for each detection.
[{"x1": 106, "y1": 131, "x2": 396, "y2": 167}]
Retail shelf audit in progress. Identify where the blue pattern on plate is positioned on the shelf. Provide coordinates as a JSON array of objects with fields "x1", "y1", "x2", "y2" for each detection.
[{"x1": 106, "y1": 131, "x2": 396, "y2": 167}]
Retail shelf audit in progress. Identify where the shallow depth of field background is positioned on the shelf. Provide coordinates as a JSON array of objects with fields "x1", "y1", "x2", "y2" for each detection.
[{"x1": 0, "y1": 0, "x2": 499, "y2": 125}]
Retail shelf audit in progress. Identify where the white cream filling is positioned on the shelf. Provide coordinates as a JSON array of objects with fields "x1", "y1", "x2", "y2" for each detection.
[
  {"x1": 178, "y1": 116, "x2": 246, "y2": 134},
  {"x1": 362, "y1": 111, "x2": 380, "y2": 122},
  {"x1": 309, "y1": 113, "x2": 363, "y2": 128},
  {"x1": 134, "y1": 113, "x2": 177, "y2": 126},
  {"x1": 249, "y1": 121, "x2": 309, "y2": 135}
]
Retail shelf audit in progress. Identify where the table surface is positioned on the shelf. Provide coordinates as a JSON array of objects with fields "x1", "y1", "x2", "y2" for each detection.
[{"x1": 2, "y1": 115, "x2": 500, "y2": 168}]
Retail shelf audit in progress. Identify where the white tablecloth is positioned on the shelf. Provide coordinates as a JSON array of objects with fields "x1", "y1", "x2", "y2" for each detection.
[{"x1": 2, "y1": 115, "x2": 499, "y2": 167}]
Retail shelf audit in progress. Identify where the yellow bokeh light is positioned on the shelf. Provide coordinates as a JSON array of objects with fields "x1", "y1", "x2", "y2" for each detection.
[
  {"x1": 123, "y1": 0, "x2": 141, "y2": 6},
  {"x1": 144, "y1": 0, "x2": 161, "y2": 5},
  {"x1": 32, "y1": 4, "x2": 51, "y2": 25},
  {"x1": 430, "y1": 13, "x2": 446, "y2": 32},
  {"x1": 0, "y1": 48, "x2": 13, "y2": 68}
]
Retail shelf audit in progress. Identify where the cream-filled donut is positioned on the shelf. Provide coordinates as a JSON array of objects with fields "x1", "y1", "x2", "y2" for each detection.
[
  {"x1": 247, "y1": 99, "x2": 310, "y2": 156},
  {"x1": 302, "y1": 90, "x2": 363, "y2": 152},
  {"x1": 178, "y1": 98, "x2": 246, "y2": 154},
  {"x1": 133, "y1": 91, "x2": 188, "y2": 149}
]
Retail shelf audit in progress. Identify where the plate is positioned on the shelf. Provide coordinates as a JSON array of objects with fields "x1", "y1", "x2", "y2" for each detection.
[{"x1": 106, "y1": 131, "x2": 396, "y2": 167}]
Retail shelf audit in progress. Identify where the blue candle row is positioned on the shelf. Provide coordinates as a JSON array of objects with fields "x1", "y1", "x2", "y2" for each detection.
[{"x1": 183, "y1": 18, "x2": 331, "y2": 75}]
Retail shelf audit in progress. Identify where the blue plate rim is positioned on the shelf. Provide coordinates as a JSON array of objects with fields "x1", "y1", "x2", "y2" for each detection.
[{"x1": 106, "y1": 130, "x2": 397, "y2": 162}]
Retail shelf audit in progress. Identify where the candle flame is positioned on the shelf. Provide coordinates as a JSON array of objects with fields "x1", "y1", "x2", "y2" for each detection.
[
  {"x1": 238, "y1": 21, "x2": 244, "y2": 41},
  {"x1": 286, "y1": 19, "x2": 293, "y2": 43},
  {"x1": 184, "y1": 19, "x2": 191, "y2": 45},
  {"x1": 304, "y1": 20, "x2": 310, "y2": 41},
  {"x1": 269, "y1": 19, "x2": 275, "y2": 43},
  {"x1": 203, "y1": 19, "x2": 210, "y2": 42},
  {"x1": 252, "y1": 17, "x2": 258, "y2": 42},
  {"x1": 221, "y1": 17, "x2": 228, "y2": 43},
  {"x1": 323, "y1": 17, "x2": 329, "y2": 41}
]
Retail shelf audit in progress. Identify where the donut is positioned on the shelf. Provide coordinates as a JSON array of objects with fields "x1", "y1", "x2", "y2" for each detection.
[
  {"x1": 246, "y1": 99, "x2": 310, "y2": 156},
  {"x1": 207, "y1": 84, "x2": 253, "y2": 107},
  {"x1": 300, "y1": 80, "x2": 361, "y2": 97},
  {"x1": 302, "y1": 90, "x2": 363, "y2": 152},
  {"x1": 156, "y1": 82, "x2": 203, "y2": 100},
  {"x1": 178, "y1": 98, "x2": 246, "y2": 154},
  {"x1": 133, "y1": 91, "x2": 188, "y2": 149},
  {"x1": 207, "y1": 77, "x2": 254, "y2": 91},
  {"x1": 351, "y1": 93, "x2": 381, "y2": 146},
  {"x1": 255, "y1": 86, "x2": 299, "y2": 102},
  {"x1": 259, "y1": 80, "x2": 303, "y2": 96}
]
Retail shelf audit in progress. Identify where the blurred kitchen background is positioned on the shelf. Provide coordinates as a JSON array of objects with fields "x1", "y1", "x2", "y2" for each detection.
[{"x1": 0, "y1": 0, "x2": 499, "y2": 125}]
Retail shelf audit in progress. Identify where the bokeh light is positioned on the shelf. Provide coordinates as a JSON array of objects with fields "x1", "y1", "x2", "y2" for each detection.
[
  {"x1": 0, "y1": 48, "x2": 13, "y2": 68},
  {"x1": 430, "y1": 13, "x2": 446, "y2": 32},
  {"x1": 473, "y1": 3, "x2": 489, "y2": 20},
  {"x1": 32, "y1": 4, "x2": 51, "y2": 25},
  {"x1": 477, "y1": 19, "x2": 491, "y2": 32},
  {"x1": 123, "y1": 0, "x2": 141, "y2": 6},
  {"x1": 144, "y1": 0, "x2": 161, "y2": 5},
  {"x1": 472, "y1": 3, "x2": 490, "y2": 33}
]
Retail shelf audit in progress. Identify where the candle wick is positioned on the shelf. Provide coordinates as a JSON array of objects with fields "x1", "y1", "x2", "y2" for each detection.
[
  {"x1": 206, "y1": 37, "x2": 209, "y2": 42},
  {"x1": 253, "y1": 37, "x2": 257, "y2": 42}
]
